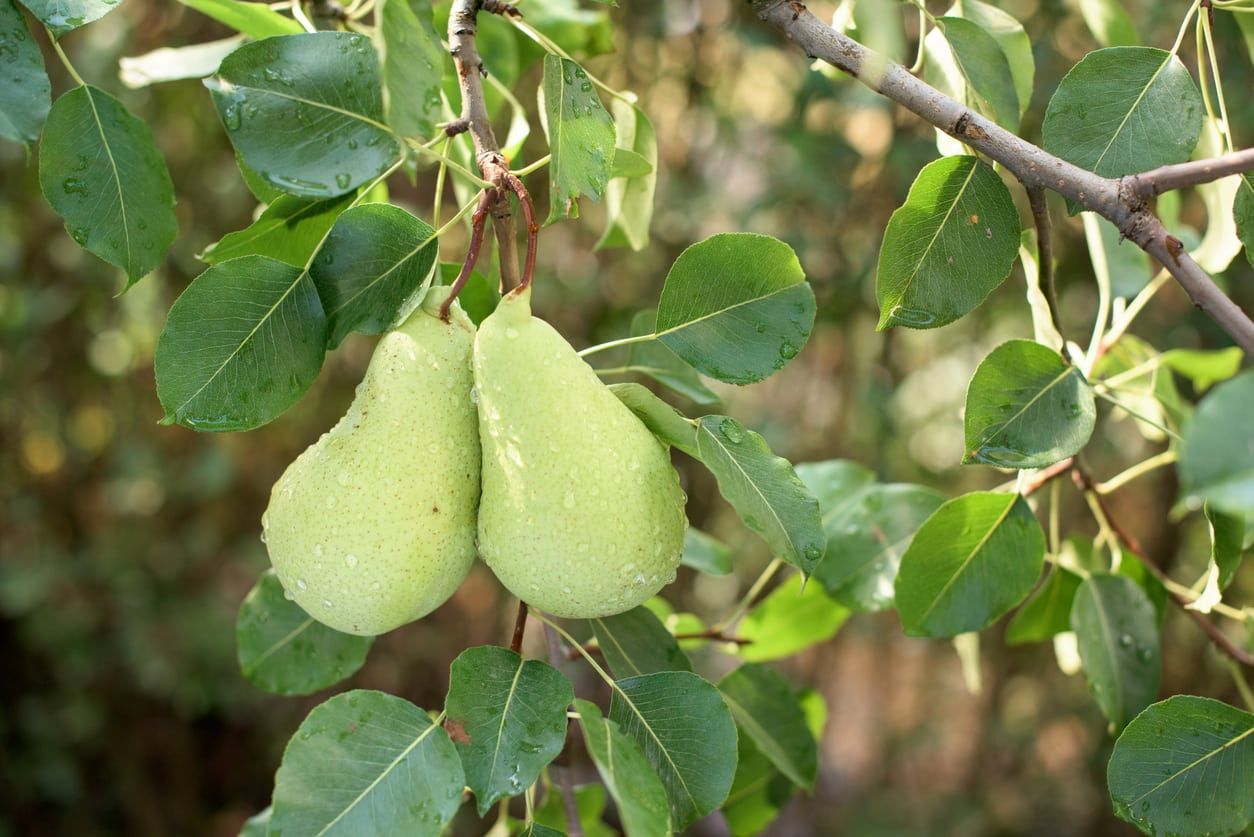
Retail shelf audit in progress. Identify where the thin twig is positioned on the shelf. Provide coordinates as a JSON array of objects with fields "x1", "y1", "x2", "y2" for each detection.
[
  {"x1": 1027, "y1": 186, "x2": 1065, "y2": 349},
  {"x1": 504, "y1": 172, "x2": 538, "y2": 292},
  {"x1": 1125, "y1": 147, "x2": 1254, "y2": 198},
  {"x1": 440, "y1": 189, "x2": 493, "y2": 319},
  {"x1": 509, "y1": 600, "x2": 529, "y2": 654}
]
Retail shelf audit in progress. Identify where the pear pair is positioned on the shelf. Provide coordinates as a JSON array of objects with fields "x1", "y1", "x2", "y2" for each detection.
[{"x1": 263, "y1": 285, "x2": 687, "y2": 635}]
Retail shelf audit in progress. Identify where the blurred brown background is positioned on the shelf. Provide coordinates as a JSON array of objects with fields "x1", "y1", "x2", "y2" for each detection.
[{"x1": 2, "y1": 1, "x2": 1252, "y2": 834}]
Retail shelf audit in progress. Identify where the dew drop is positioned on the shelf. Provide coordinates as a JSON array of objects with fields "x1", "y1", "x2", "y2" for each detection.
[
  {"x1": 719, "y1": 418, "x2": 744, "y2": 444},
  {"x1": 345, "y1": 553, "x2": 358, "y2": 569},
  {"x1": 296, "y1": 578, "x2": 308, "y2": 591},
  {"x1": 335, "y1": 172, "x2": 352, "y2": 189}
]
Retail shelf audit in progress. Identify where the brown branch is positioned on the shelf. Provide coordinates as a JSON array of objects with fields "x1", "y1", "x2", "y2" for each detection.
[
  {"x1": 1021, "y1": 457, "x2": 1074, "y2": 497},
  {"x1": 1027, "y1": 186, "x2": 1067, "y2": 351},
  {"x1": 1126, "y1": 147, "x2": 1254, "y2": 199},
  {"x1": 509, "y1": 599, "x2": 528, "y2": 654},
  {"x1": 748, "y1": 1, "x2": 1254, "y2": 354}
]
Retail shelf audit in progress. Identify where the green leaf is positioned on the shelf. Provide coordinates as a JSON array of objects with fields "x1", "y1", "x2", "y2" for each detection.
[
  {"x1": 794, "y1": 459, "x2": 876, "y2": 513},
  {"x1": 963, "y1": 339, "x2": 1096, "y2": 468},
  {"x1": 236, "y1": 570, "x2": 372, "y2": 696},
  {"x1": 950, "y1": 0, "x2": 1033, "y2": 116},
  {"x1": 38, "y1": 85, "x2": 177, "y2": 284},
  {"x1": 1207, "y1": 504, "x2": 1245, "y2": 591},
  {"x1": 1161, "y1": 347, "x2": 1244, "y2": 393},
  {"x1": 17, "y1": 0, "x2": 119, "y2": 36},
  {"x1": 619, "y1": 310, "x2": 719, "y2": 406},
  {"x1": 205, "y1": 32, "x2": 401, "y2": 198},
  {"x1": 201, "y1": 193, "x2": 352, "y2": 267},
  {"x1": 738, "y1": 573, "x2": 849, "y2": 662},
  {"x1": 154, "y1": 256, "x2": 326, "y2": 431},
  {"x1": 589, "y1": 607, "x2": 692, "y2": 678},
  {"x1": 1096, "y1": 335, "x2": 1189, "y2": 441},
  {"x1": 310, "y1": 203, "x2": 438, "y2": 348},
  {"x1": 1108, "y1": 696, "x2": 1253, "y2": 837},
  {"x1": 876, "y1": 155, "x2": 1021, "y2": 329},
  {"x1": 719, "y1": 664, "x2": 817, "y2": 789},
  {"x1": 119, "y1": 37, "x2": 242, "y2": 89},
  {"x1": 1075, "y1": 0, "x2": 1138, "y2": 46},
  {"x1": 575, "y1": 699, "x2": 672, "y2": 837},
  {"x1": 177, "y1": 0, "x2": 303, "y2": 38},
  {"x1": 238, "y1": 806, "x2": 270, "y2": 837},
  {"x1": 1004, "y1": 566, "x2": 1083, "y2": 645},
  {"x1": 895, "y1": 492, "x2": 1045, "y2": 637},
  {"x1": 1070, "y1": 574, "x2": 1160, "y2": 731},
  {"x1": 271, "y1": 690, "x2": 464, "y2": 835},
  {"x1": 444, "y1": 646, "x2": 573, "y2": 815},
  {"x1": 1237, "y1": 175, "x2": 1254, "y2": 267},
  {"x1": 518, "y1": 824, "x2": 564, "y2": 837},
  {"x1": 1043, "y1": 48, "x2": 1202, "y2": 185},
  {"x1": 682, "y1": 527, "x2": 733, "y2": 576},
  {"x1": 541, "y1": 54, "x2": 615, "y2": 223},
  {"x1": 439, "y1": 262, "x2": 498, "y2": 326},
  {"x1": 524, "y1": 0, "x2": 613, "y2": 56},
  {"x1": 696, "y1": 416, "x2": 825, "y2": 574},
  {"x1": 597, "y1": 100, "x2": 657, "y2": 251},
  {"x1": 608, "y1": 383, "x2": 699, "y2": 457},
  {"x1": 1179, "y1": 370, "x2": 1254, "y2": 519},
  {"x1": 379, "y1": 0, "x2": 443, "y2": 139},
  {"x1": 722, "y1": 733, "x2": 794, "y2": 837},
  {"x1": 0, "y1": 0, "x2": 50, "y2": 144},
  {"x1": 531, "y1": 783, "x2": 613, "y2": 837},
  {"x1": 935, "y1": 17, "x2": 1019, "y2": 130},
  {"x1": 608, "y1": 671, "x2": 737, "y2": 828},
  {"x1": 655, "y1": 233, "x2": 815, "y2": 385}
]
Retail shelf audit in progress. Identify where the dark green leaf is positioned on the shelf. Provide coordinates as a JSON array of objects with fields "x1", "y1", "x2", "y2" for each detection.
[
  {"x1": 1043, "y1": 48, "x2": 1202, "y2": 184},
  {"x1": 1108, "y1": 696, "x2": 1253, "y2": 837},
  {"x1": 696, "y1": 416, "x2": 825, "y2": 573},
  {"x1": 155, "y1": 256, "x2": 326, "y2": 431},
  {"x1": 177, "y1": 0, "x2": 303, "y2": 37},
  {"x1": 1071, "y1": 574, "x2": 1160, "y2": 731},
  {"x1": 935, "y1": 16, "x2": 1019, "y2": 130},
  {"x1": 444, "y1": 646, "x2": 573, "y2": 815},
  {"x1": 950, "y1": 0, "x2": 1033, "y2": 116},
  {"x1": 738, "y1": 573, "x2": 849, "y2": 662},
  {"x1": 201, "y1": 193, "x2": 353, "y2": 266},
  {"x1": 205, "y1": 32, "x2": 400, "y2": 198},
  {"x1": 236, "y1": 570, "x2": 371, "y2": 696},
  {"x1": 311, "y1": 203, "x2": 437, "y2": 348},
  {"x1": 589, "y1": 607, "x2": 692, "y2": 678},
  {"x1": 1161, "y1": 346, "x2": 1244, "y2": 393},
  {"x1": 519, "y1": 824, "x2": 564, "y2": 837},
  {"x1": 719, "y1": 664, "x2": 817, "y2": 789},
  {"x1": 1237, "y1": 174, "x2": 1254, "y2": 267},
  {"x1": 270, "y1": 690, "x2": 464, "y2": 835},
  {"x1": 18, "y1": 0, "x2": 119, "y2": 36},
  {"x1": 38, "y1": 85, "x2": 177, "y2": 284},
  {"x1": 379, "y1": 0, "x2": 443, "y2": 139},
  {"x1": 541, "y1": 54, "x2": 615, "y2": 223},
  {"x1": 1005, "y1": 566, "x2": 1083, "y2": 645},
  {"x1": 895, "y1": 492, "x2": 1045, "y2": 637},
  {"x1": 1179, "y1": 370, "x2": 1254, "y2": 519},
  {"x1": 608, "y1": 383, "x2": 699, "y2": 457},
  {"x1": 682, "y1": 527, "x2": 733, "y2": 576},
  {"x1": 609, "y1": 671, "x2": 737, "y2": 828},
  {"x1": 722, "y1": 733, "x2": 794, "y2": 837},
  {"x1": 0, "y1": 0, "x2": 50, "y2": 144},
  {"x1": 963, "y1": 339, "x2": 1096, "y2": 468},
  {"x1": 655, "y1": 233, "x2": 814, "y2": 385},
  {"x1": 876, "y1": 155, "x2": 1021, "y2": 329},
  {"x1": 575, "y1": 699, "x2": 672, "y2": 837}
]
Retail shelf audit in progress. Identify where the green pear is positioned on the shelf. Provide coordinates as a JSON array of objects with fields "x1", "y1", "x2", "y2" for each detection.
[
  {"x1": 474, "y1": 286, "x2": 688, "y2": 618},
  {"x1": 262, "y1": 287, "x2": 480, "y2": 635}
]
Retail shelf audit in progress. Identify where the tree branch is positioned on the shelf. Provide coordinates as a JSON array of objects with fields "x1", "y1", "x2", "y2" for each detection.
[
  {"x1": 1027, "y1": 186, "x2": 1065, "y2": 347},
  {"x1": 748, "y1": 0, "x2": 1254, "y2": 354},
  {"x1": 1126, "y1": 147, "x2": 1254, "y2": 198},
  {"x1": 449, "y1": 0, "x2": 522, "y2": 291}
]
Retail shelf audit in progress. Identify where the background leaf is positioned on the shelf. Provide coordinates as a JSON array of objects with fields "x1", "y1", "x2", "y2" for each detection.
[
  {"x1": 38, "y1": 85, "x2": 177, "y2": 284},
  {"x1": 655, "y1": 233, "x2": 815, "y2": 385},
  {"x1": 236, "y1": 570, "x2": 372, "y2": 696},
  {"x1": 737, "y1": 573, "x2": 849, "y2": 662},
  {"x1": 895, "y1": 492, "x2": 1045, "y2": 637},
  {"x1": 935, "y1": 16, "x2": 1019, "y2": 130},
  {"x1": 609, "y1": 383, "x2": 698, "y2": 456},
  {"x1": 154, "y1": 255, "x2": 326, "y2": 431},
  {"x1": 718, "y1": 664, "x2": 817, "y2": 789},
  {"x1": 682, "y1": 527, "x2": 733, "y2": 576},
  {"x1": 379, "y1": 0, "x2": 443, "y2": 139},
  {"x1": 696, "y1": 416, "x2": 825, "y2": 573},
  {"x1": 1075, "y1": 0, "x2": 1138, "y2": 46},
  {"x1": 119, "y1": 37, "x2": 242, "y2": 89},
  {"x1": 588, "y1": 606, "x2": 692, "y2": 678},
  {"x1": 201, "y1": 193, "x2": 353, "y2": 267},
  {"x1": 1004, "y1": 566, "x2": 1082, "y2": 645},
  {"x1": 1160, "y1": 347, "x2": 1243, "y2": 392},
  {"x1": 1179, "y1": 370, "x2": 1254, "y2": 519},
  {"x1": 176, "y1": 0, "x2": 302, "y2": 38},
  {"x1": 18, "y1": 0, "x2": 119, "y2": 36},
  {"x1": 270, "y1": 690, "x2": 464, "y2": 835},
  {"x1": 0, "y1": 0, "x2": 50, "y2": 144},
  {"x1": 597, "y1": 99, "x2": 657, "y2": 251},
  {"x1": 1070, "y1": 574, "x2": 1161, "y2": 731},
  {"x1": 575, "y1": 699, "x2": 672, "y2": 837},
  {"x1": 542, "y1": 54, "x2": 615, "y2": 223},
  {"x1": 951, "y1": 0, "x2": 1033, "y2": 115},
  {"x1": 618, "y1": 309, "x2": 719, "y2": 405},
  {"x1": 1237, "y1": 174, "x2": 1254, "y2": 267},
  {"x1": 1107, "y1": 695, "x2": 1253, "y2": 837}
]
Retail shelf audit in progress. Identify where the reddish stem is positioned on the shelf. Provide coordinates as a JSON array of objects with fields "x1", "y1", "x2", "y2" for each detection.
[
  {"x1": 504, "y1": 172, "x2": 538, "y2": 293},
  {"x1": 509, "y1": 599, "x2": 528, "y2": 654},
  {"x1": 439, "y1": 189, "x2": 494, "y2": 320}
]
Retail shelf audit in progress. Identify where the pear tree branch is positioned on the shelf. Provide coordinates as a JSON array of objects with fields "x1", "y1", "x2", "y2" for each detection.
[{"x1": 748, "y1": 0, "x2": 1254, "y2": 354}]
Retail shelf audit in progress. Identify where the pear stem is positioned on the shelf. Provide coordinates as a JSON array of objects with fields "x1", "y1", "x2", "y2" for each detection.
[
  {"x1": 508, "y1": 599, "x2": 529, "y2": 654},
  {"x1": 440, "y1": 190, "x2": 495, "y2": 320},
  {"x1": 504, "y1": 172, "x2": 539, "y2": 293}
]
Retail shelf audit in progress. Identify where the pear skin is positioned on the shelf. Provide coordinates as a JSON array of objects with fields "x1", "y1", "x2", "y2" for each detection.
[
  {"x1": 474, "y1": 286, "x2": 688, "y2": 618},
  {"x1": 262, "y1": 288, "x2": 479, "y2": 635}
]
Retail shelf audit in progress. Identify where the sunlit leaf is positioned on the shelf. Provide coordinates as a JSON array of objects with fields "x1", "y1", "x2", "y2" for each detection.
[
  {"x1": 609, "y1": 383, "x2": 699, "y2": 457},
  {"x1": 738, "y1": 573, "x2": 849, "y2": 662},
  {"x1": 201, "y1": 193, "x2": 353, "y2": 267},
  {"x1": 177, "y1": 0, "x2": 303, "y2": 38}
]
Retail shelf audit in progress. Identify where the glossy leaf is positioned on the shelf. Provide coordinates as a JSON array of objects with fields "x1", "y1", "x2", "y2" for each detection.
[
  {"x1": 236, "y1": 570, "x2": 371, "y2": 696},
  {"x1": 1004, "y1": 566, "x2": 1082, "y2": 646},
  {"x1": 310, "y1": 203, "x2": 437, "y2": 348},
  {"x1": 608, "y1": 383, "x2": 699, "y2": 457},
  {"x1": 719, "y1": 664, "x2": 817, "y2": 789},
  {"x1": 1237, "y1": 174, "x2": 1254, "y2": 267},
  {"x1": 963, "y1": 339, "x2": 1096, "y2": 468},
  {"x1": 696, "y1": 416, "x2": 825, "y2": 574},
  {"x1": 1043, "y1": 48, "x2": 1202, "y2": 183},
  {"x1": 621, "y1": 309, "x2": 719, "y2": 405},
  {"x1": 38, "y1": 85, "x2": 177, "y2": 284},
  {"x1": 0, "y1": 0, "x2": 50, "y2": 144},
  {"x1": 18, "y1": 0, "x2": 119, "y2": 35},
  {"x1": 682, "y1": 527, "x2": 733, "y2": 576},
  {"x1": 590, "y1": 607, "x2": 692, "y2": 678},
  {"x1": 895, "y1": 492, "x2": 1045, "y2": 637},
  {"x1": 201, "y1": 193, "x2": 353, "y2": 267},
  {"x1": 542, "y1": 54, "x2": 615, "y2": 223},
  {"x1": 1179, "y1": 370, "x2": 1254, "y2": 519},
  {"x1": 379, "y1": 0, "x2": 443, "y2": 139},
  {"x1": 205, "y1": 32, "x2": 401, "y2": 198},
  {"x1": 876, "y1": 155, "x2": 1020, "y2": 329},
  {"x1": 738, "y1": 573, "x2": 849, "y2": 662},
  {"x1": 444, "y1": 646, "x2": 573, "y2": 815},
  {"x1": 1071, "y1": 574, "x2": 1160, "y2": 731},
  {"x1": 609, "y1": 670, "x2": 737, "y2": 827},
  {"x1": 935, "y1": 16, "x2": 1019, "y2": 130},
  {"x1": 655, "y1": 233, "x2": 814, "y2": 385},
  {"x1": 575, "y1": 699, "x2": 672, "y2": 837},
  {"x1": 951, "y1": 0, "x2": 1033, "y2": 116},
  {"x1": 1108, "y1": 696, "x2": 1253, "y2": 837},
  {"x1": 155, "y1": 256, "x2": 326, "y2": 431},
  {"x1": 597, "y1": 100, "x2": 657, "y2": 251},
  {"x1": 271, "y1": 690, "x2": 464, "y2": 835},
  {"x1": 177, "y1": 0, "x2": 302, "y2": 37}
]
